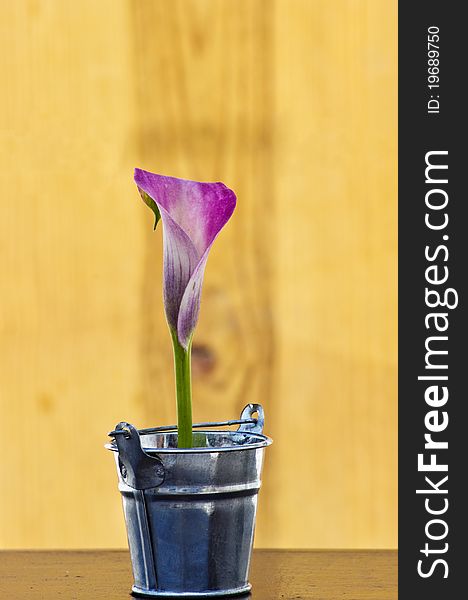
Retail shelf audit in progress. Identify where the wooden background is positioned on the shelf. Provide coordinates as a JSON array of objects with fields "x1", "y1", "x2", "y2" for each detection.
[{"x1": 0, "y1": 0, "x2": 397, "y2": 549}]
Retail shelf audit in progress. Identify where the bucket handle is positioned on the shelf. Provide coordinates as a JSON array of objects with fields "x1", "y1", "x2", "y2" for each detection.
[
  {"x1": 108, "y1": 404, "x2": 265, "y2": 438},
  {"x1": 109, "y1": 405, "x2": 265, "y2": 490}
]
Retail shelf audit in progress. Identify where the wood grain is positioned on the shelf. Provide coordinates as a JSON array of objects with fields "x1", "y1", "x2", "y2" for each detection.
[
  {"x1": 270, "y1": 0, "x2": 398, "y2": 548},
  {"x1": 0, "y1": 550, "x2": 398, "y2": 599},
  {"x1": 0, "y1": 1, "x2": 397, "y2": 549}
]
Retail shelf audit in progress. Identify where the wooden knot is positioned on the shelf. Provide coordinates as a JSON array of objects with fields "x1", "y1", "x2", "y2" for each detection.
[{"x1": 192, "y1": 343, "x2": 216, "y2": 375}]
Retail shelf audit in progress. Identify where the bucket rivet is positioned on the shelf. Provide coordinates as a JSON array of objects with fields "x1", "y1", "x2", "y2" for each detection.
[{"x1": 120, "y1": 464, "x2": 127, "y2": 479}]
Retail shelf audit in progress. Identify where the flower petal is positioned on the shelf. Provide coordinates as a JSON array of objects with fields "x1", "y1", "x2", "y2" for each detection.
[
  {"x1": 159, "y1": 206, "x2": 199, "y2": 333},
  {"x1": 134, "y1": 168, "x2": 236, "y2": 346},
  {"x1": 176, "y1": 248, "x2": 210, "y2": 349},
  {"x1": 134, "y1": 169, "x2": 236, "y2": 255}
]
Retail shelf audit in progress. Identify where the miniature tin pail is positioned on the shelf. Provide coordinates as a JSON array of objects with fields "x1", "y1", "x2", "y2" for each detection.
[{"x1": 106, "y1": 404, "x2": 272, "y2": 598}]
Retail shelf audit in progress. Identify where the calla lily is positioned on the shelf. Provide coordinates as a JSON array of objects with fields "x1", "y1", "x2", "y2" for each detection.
[
  {"x1": 134, "y1": 168, "x2": 236, "y2": 447},
  {"x1": 134, "y1": 169, "x2": 236, "y2": 347}
]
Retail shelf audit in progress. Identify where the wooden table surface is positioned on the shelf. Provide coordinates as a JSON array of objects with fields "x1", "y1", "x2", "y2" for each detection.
[{"x1": 0, "y1": 549, "x2": 396, "y2": 599}]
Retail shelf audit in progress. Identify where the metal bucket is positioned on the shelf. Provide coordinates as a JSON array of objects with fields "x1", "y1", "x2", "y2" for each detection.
[{"x1": 106, "y1": 404, "x2": 272, "y2": 598}]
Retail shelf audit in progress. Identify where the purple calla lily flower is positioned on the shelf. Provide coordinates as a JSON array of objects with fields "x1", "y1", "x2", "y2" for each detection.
[
  {"x1": 134, "y1": 169, "x2": 237, "y2": 349},
  {"x1": 134, "y1": 168, "x2": 236, "y2": 447}
]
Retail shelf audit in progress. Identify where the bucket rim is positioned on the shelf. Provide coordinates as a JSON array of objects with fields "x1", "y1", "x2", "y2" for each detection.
[{"x1": 105, "y1": 429, "x2": 272, "y2": 454}]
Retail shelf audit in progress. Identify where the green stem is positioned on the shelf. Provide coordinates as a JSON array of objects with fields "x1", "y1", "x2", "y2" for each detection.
[{"x1": 171, "y1": 330, "x2": 193, "y2": 448}]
